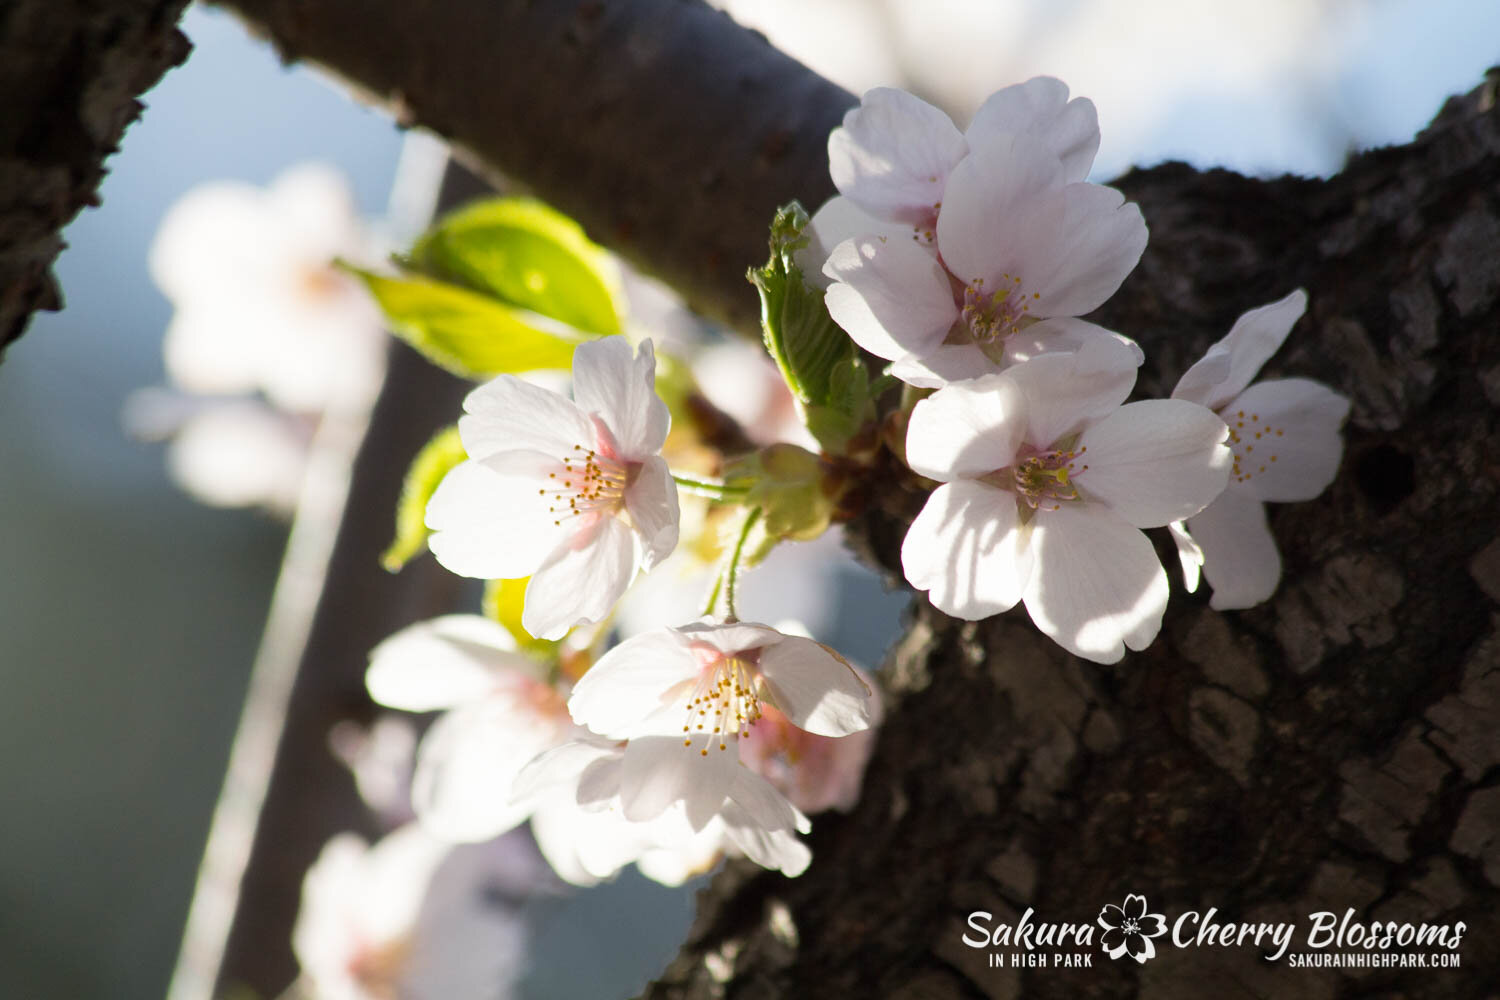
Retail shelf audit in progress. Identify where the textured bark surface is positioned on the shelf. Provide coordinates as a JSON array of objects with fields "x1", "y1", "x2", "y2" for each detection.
[
  {"x1": 0, "y1": 0, "x2": 191, "y2": 354},
  {"x1": 210, "y1": 0, "x2": 850, "y2": 331},
  {"x1": 642, "y1": 76, "x2": 1500, "y2": 999}
]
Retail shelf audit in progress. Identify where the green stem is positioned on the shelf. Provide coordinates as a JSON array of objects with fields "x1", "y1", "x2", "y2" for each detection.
[
  {"x1": 700, "y1": 570, "x2": 724, "y2": 619},
  {"x1": 671, "y1": 472, "x2": 751, "y2": 502},
  {"x1": 723, "y1": 506, "x2": 763, "y2": 622}
]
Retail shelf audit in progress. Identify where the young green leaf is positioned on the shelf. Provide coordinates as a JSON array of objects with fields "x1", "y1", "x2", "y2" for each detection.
[
  {"x1": 351, "y1": 268, "x2": 579, "y2": 378},
  {"x1": 804, "y1": 356, "x2": 880, "y2": 455},
  {"x1": 382, "y1": 424, "x2": 466, "y2": 572},
  {"x1": 410, "y1": 197, "x2": 625, "y2": 336},
  {"x1": 748, "y1": 202, "x2": 855, "y2": 409}
]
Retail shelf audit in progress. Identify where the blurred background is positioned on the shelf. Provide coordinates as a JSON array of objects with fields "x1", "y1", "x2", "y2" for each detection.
[{"x1": 0, "y1": 1, "x2": 1496, "y2": 997}]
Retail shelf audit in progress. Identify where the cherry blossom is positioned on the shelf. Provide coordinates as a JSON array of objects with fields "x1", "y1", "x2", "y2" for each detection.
[
  {"x1": 149, "y1": 163, "x2": 386, "y2": 413},
  {"x1": 799, "y1": 78, "x2": 1101, "y2": 287},
  {"x1": 514, "y1": 737, "x2": 813, "y2": 882},
  {"x1": 827, "y1": 77, "x2": 1100, "y2": 237},
  {"x1": 1170, "y1": 290, "x2": 1350, "y2": 609},
  {"x1": 823, "y1": 134, "x2": 1146, "y2": 387},
  {"x1": 566, "y1": 621, "x2": 872, "y2": 830},
  {"x1": 424, "y1": 336, "x2": 679, "y2": 640},
  {"x1": 293, "y1": 824, "x2": 538, "y2": 1000},
  {"x1": 901, "y1": 338, "x2": 1231, "y2": 663},
  {"x1": 738, "y1": 659, "x2": 883, "y2": 814},
  {"x1": 366, "y1": 615, "x2": 579, "y2": 842}
]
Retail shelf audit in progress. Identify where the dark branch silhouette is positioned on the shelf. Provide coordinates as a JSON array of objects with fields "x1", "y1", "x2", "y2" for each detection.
[{"x1": 0, "y1": 0, "x2": 191, "y2": 354}]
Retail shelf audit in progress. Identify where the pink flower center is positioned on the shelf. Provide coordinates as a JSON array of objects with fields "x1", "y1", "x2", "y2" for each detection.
[
  {"x1": 681, "y1": 643, "x2": 764, "y2": 756},
  {"x1": 539, "y1": 420, "x2": 632, "y2": 527},
  {"x1": 1009, "y1": 446, "x2": 1088, "y2": 511},
  {"x1": 961, "y1": 274, "x2": 1039, "y2": 353},
  {"x1": 1224, "y1": 407, "x2": 1285, "y2": 485}
]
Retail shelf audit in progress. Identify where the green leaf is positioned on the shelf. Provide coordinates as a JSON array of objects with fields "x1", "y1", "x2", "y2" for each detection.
[
  {"x1": 410, "y1": 197, "x2": 625, "y2": 336},
  {"x1": 748, "y1": 202, "x2": 855, "y2": 408},
  {"x1": 351, "y1": 268, "x2": 580, "y2": 378},
  {"x1": 804, "y1": 356, "x2": 878, "y2": 454},
  {"x1": 482, "y1": 578, "x2": 558, "y2": 654},
  {"x1": 382, "y1": 424, "x2": 466, "y2": 571}
]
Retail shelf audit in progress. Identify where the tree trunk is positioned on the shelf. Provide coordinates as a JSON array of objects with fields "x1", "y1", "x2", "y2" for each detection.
[{"x1": 0, "y1": 0, "x2": 191, "y2": 353}]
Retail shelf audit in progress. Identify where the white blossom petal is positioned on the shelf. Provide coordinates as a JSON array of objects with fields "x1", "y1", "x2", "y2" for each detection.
[
  {"x1": 1221, "y1": 378, "x2": 1349, "y2": 502},
  {"x1": 522, "y1": 515, "x2": 636, "y2": 640},
  {"x1": 162, "y1": 308, "x2": 267, "y2": 398},
  {"x1": 1004, "y1": 335, "x2": 1141, "y2": 449},
  {"x1": 719, "y1": 806, "x2": 812, "y2": 877},
  {"x1": 571, "y1": 337, "x2": 670, "y2": 459},
  {"x1": 567, "y1": 630, "x2": 699, "y2": 739},
  {"x1": 824, "y1": 235, "x2": 957, "y2": 362},
  {"x1": 293, "y1": 825, "x2": 451, "y2": 999},
  {"x1": 626, "y1": 455, "x2": 680, "y2": 570},
  {"x1": 673, "y1": 620, "x2": 787, "y2": 654},
  {"x1": 936, "y1": 140, "x2": 1066, "y2": 287},
  {"x1": 902, "y1": 481, "x2": 1030, "y2": 620},
  {"x1": 728, "y1": 768, "x2": 810, "y2": 835},
  {"x1": 150, "y1": 181, "x2": 270, "y2": 304},
  {"x1": 966, "y1": 76, "x2": 1100, "y2": 184},
  {"x1": 905, "y1": 374, "x2": 1025, "y2": 481},
  {"x1": 1173, "y1": 289, "x2": 1308, "y2": 410},
  {"x1": 510, "y1": 738, "x2": 623, "y2": 806},
  {"x1": 1168, "y1": 520, "x2": 1204, "y2": 593},
  {"x1": 1075, "y1": 399, "x2": 1232, "y2": 527},
  {"x1": 1028, "y1": 182, "x2": 1147, "y2": 318},
  {"x1": 618, "y1": 734, "x2": 738, "y2": 830},
  {"x1": 1169, "y1": 346, "x2": 1234, "y2": 407},
  {"x1": 1186, "y1": 488, "x2": 1283, "y2": 610},
  {"x1": 366, "y1": 615, "x2": 535, "y2": 712},
  {"x1": 458, "y1": 375, "x2": 595, "y2": 460},
  {"x1": 1003, "y1": 317, "x2": 1144, "y2": 368},
  {"x1": 410, "y1": 701, "x2": 565, "y2": 842},
  {"x1": 1023, "y1": 504, "x2": 1169, "y2": 663},
  {"x1": 828, "y1": 87, "x2": 968, "y2": 225},
  {"x1": 424, "y1": 457, "x2": 572, "y2": 579},
  {"x1": 526, "y1": 800, "x2": 607, "y2": 887},
  {"x1": 756, "y1": 637, "x2": 872, "y2": 737},
  {"x1": 888, "y1": 342, "x2": 995, "y2": 388},
  {"x1": 799, "y1": 196, "x2": 920, "y2": 287},
  {"x1": 164, "y1": 403, "x2": 307, "y2": 513},
  {"x1": 635, "y1": 833, "x2": 724, "y2": 887}
]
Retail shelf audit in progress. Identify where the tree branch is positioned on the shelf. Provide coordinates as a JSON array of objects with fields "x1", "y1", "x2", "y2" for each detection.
[
  {"x1": 211, "y1": 0, "x2": 854, "y2": 331},
  {"x1": 0, "y1": 0, "x2": 191, "y2": 355}
]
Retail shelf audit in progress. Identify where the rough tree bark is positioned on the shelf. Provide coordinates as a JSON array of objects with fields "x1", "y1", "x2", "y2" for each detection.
[
  {"x1": 127, "y1": 1, "x2": 1500, "y2": 996},
  {"x1": 0, "y1": 0, "x2": 191, "y2": 354}
]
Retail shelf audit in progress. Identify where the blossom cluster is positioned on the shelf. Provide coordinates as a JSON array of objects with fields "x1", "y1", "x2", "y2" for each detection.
[
  {"x1": 152, "y1": 76, "x2": 1352, "y2": 1000},
  {"x1": 814, "y1": 79, "x2": 1349, "y2": 662},
  {"x1": 380, "y1": 334, "x2": 878, "y2": 891}
]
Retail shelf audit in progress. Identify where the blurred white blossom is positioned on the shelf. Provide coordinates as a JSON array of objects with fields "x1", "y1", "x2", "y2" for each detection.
[{"x1": 150, "y1": 163, "x2": 386, "y2": 413}]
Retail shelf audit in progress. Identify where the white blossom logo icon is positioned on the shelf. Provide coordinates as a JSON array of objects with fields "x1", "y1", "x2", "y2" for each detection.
[{"x1": 1097, "y1": 894, "x2": 1169, "y2": 964}]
